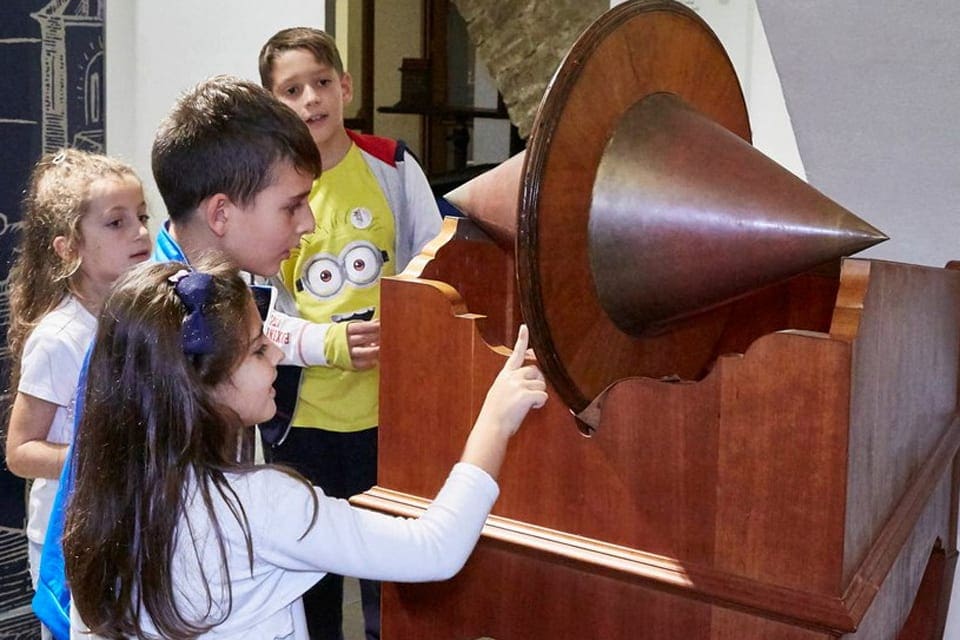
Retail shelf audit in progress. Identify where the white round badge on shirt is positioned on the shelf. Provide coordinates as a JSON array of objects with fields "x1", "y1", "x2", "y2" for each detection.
[{"x1": 350, "y1": 207, "x2": 373, "y2": 230}]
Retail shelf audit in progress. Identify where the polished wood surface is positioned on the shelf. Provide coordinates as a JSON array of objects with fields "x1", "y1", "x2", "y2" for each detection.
[
  {"x1": 353, "y1": 1, "x2": 959, "y2": 637},
  {"x1": 356, "y1": 217, "x2": 960, "y2": 638}
]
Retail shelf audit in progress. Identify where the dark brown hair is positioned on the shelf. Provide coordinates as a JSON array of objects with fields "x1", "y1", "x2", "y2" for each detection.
[
  {"x1": 63, "y1": 256, "x2": 315, "y2": 639},
  {"x1": 151, "y1": 75, "x2": 322, "y2": 224},
  {"x1": 258, "y1": 26, "x2": 344, "y2": 90}
]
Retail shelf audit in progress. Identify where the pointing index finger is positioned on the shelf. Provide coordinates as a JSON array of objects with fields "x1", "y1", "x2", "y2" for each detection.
[{"x1": 504, "y1": 324, "x2": 530, "y2": 371}]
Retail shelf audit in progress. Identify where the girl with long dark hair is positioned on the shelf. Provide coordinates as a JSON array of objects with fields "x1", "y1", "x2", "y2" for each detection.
[{"x1": 63, "y1": 258, "x2": 546, "y2": 640}]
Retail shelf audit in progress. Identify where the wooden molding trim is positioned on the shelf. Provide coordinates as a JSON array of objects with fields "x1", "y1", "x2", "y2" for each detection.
[
  {"x1": 842, "y1": 416, "x2": 960, "y2": 622},
  {"x1": 354, "y1": 415, "x2": 960, "y2": 633},
  {"x1": 829, "y1": 258, "x2": 871, "y2": 341}
]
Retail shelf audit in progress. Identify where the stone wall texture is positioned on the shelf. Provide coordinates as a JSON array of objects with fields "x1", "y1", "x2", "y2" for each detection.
[{"x1": 453, "y1": 0, "x2": 607, "y2": 138}]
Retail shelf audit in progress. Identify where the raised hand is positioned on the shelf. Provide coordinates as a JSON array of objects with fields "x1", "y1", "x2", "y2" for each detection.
[
  {"x1": 461, "y1": 325, "x2": 548, "y2": 478},
  {"x1": 478, "y1": 325, "x2": 548, "y2": 438}
]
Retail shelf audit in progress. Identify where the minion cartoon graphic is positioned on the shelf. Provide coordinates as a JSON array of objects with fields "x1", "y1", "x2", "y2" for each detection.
[
  {"x1": 295, "y1": 206, "x2": 391, "y2": 325},
  {"x1": 278, "y1": 167, "x2": 397, "y2": 432}
]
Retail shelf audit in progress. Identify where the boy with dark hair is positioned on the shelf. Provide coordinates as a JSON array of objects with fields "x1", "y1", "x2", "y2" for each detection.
[
  {"x1": 259, "y1": 26, "x2": 442, "y2": 640},
  {"x1": 150, "y1": 75, "x2": 339, "y2": 369},
  {"x1": 33, "y1": 75, "x2": 329, "y2": 640},
  {"x1": 151, "y1": 74, "x2": 319, "y2": 279}
]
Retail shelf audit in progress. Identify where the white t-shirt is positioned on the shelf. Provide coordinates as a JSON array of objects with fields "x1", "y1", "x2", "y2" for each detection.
[
  {"x1": 73, "y1": 462, "x2": 498, "y2": 640},
  {"x1": 18, "y1": 294, "x2": 96, "y2": 544}
]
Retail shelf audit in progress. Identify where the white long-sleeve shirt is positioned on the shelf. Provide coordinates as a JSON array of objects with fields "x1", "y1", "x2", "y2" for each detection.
[{"x1": 72, "y1": 463, "x2": 497, "y2": 640}]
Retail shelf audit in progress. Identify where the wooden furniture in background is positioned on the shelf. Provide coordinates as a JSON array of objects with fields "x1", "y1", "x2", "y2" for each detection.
[
  {"x1": 377, "y1": 0, "x2": 515, "y2": 177},
  {"x1": 378, "y1": 102, "x2": 509, "y2": 172}
]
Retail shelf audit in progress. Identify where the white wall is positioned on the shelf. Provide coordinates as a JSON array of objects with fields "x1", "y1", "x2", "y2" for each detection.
[
  {"x1": 611, "y1": 0, "x2": 805, "y2": 180},
  {"x1": 755, "y1": 1, "x2": 960, "y2": 270},
  {"x1": 472, "y1": 58, "x2": 512, "y2": 166},
  {"x1": 105, "y1": 1, "x2": 326, "y2": 229}
]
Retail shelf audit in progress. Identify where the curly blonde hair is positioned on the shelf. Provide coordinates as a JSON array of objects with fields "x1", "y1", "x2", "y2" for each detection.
[{"x1": 6, "y1": 148, "x2": 138, "y2": 393}]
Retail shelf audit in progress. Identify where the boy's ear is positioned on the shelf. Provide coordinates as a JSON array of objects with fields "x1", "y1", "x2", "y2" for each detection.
[
  {"x1": 340, "y1": 71, "x2": 354, "y2": 106},
  {"x1": 200, "y1": 193, "x2": 232, "y2": 238}
]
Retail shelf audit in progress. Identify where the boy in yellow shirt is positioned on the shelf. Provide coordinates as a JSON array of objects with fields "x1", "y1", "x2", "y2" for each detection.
[{"x1": 258, "y1": 27, "x2": 442, "y2": 640}]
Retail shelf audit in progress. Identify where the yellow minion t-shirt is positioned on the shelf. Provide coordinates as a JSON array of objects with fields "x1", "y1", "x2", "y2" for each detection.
[{"x1": 279, "y1": 144, "x2": 396, "y2": 431}]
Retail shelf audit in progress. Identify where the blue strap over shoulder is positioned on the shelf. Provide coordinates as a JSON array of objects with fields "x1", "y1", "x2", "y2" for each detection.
[
  {"x1": 31, "y1": 345, "x2": 89, "y2": 640},
  {"x1": 33, "y1": 221, "x2": 191, "y2": 638}
]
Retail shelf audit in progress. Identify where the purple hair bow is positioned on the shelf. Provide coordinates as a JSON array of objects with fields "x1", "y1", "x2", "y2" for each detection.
[{"x1": 169, "y1": 269, "x2": 215, "y2": 355}]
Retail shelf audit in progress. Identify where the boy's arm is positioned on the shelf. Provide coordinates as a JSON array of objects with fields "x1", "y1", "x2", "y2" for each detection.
[
  {"x1": 397, "y1": 147, "x2": 442, "y2": 270},
  {"x1": 263, "y1": 308, "x2": 330, "y2": 367},
  {"x1": 262, "y1": 280, "x2": 376, "y2": 370},
  {"x1": 259, "y1": 275, "x2": 325, "y2": 367},
  {"x1": 265, "y1": 310, "x2": 378, "y2": 371}
]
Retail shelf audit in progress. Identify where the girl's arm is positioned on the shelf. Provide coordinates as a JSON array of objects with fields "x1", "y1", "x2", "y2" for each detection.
[
  {"x1": 250, "y1": 326, "x2": 546, "y2": 583},
  {"x1": 5, "y1": 392, "x2": 67, "y2": 479},
  {"x1": 460, "y1": 324, "x2": 547, "y2": 479}
]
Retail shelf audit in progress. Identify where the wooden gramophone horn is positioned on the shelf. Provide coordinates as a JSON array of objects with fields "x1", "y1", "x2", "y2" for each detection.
[{"x1": 450, "y1": 0, "x2": 886, "y2": 415}]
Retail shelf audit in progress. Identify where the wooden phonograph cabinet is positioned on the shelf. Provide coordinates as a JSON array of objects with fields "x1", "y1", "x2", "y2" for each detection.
[{"x1": 353, "y1": 2, "x2": 960, "y2": 638}]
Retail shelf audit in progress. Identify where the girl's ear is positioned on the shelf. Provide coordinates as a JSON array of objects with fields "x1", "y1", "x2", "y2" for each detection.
[{"x1": 52, "y1": 235, "x2": 74, "y2": 261}]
